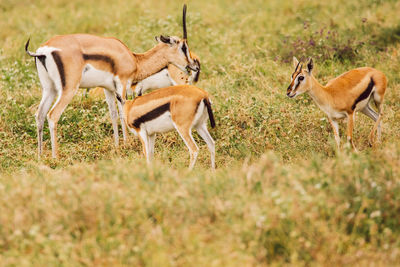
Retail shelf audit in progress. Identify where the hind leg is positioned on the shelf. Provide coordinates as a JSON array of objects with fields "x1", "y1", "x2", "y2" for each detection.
[
  {"x1": 35, "y1": 60, "x2": 56, "y2": 158},
  {"x1": 36, "y1": 87, "x2": 56, "y2": 158},
  {"x1": 47, "y1": 85, "x2": 79, "y2": 158},
  {"x1": 195, "y1": 123, "x2": 215, "y2": 169},
  {"x1": 371, "y1": 98, "x2": 383, "y2": 144},
  {"x1": 361, "y1": 103, "x2": 379, "y2": 145},
  {"x1": 174, "y1": 124, "x2": 199, "y2": 170}
]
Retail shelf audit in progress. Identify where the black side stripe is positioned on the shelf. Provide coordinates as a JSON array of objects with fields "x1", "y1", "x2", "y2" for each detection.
[
  {"x1": 132, "y1": 102, "x2": 170, "y2": 128},
  {"x1": 52, "y1": 51, "x2": 65, "y2": 88},
  {"x1": 83, "y1": 54, "x2": 116, "y2": 73},
  {"x1": 352, "y1": 78, "x2": 375, "y2": 110}
]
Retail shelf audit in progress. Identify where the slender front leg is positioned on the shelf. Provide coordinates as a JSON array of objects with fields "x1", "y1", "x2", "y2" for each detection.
[
  {"x1": 346, "y1": 112, "x2": 357, "y2": 152},
  {"x1": 117, "y1": 101, "x2": 128, "y2": 144},
  {"x1": 148, "y1": 134, "x2": 156, "y2": 161},
  {"x1": 115, "y1": 80, "x2": 128, "y2": 144},
  {"x1": 104, "y1": 89, "x2": 119, "y2": 147},
  {"x1": 328, "y1": 117, "x2": 340, "y2": 150}
]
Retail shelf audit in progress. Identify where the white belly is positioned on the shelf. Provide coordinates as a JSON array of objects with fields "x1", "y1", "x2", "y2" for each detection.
[
  {"x1": 80, "y1": 64, "x2": 115, "y2": 89},
  {"x1": 318, "y1": 103, "x2": 346, "y2": 119},
  {"x1": 136, "y1": 69, "x2": 174, "y2": 95},
  {"x1": 142, "y1": 111, "x2": 175, "y2": 135}
]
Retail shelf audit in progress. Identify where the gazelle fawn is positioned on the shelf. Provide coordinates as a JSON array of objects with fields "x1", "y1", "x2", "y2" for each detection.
[
  {"x1": 287, "y1": 57, "x2": 387, "y2": 151},
  {"x1": 118, "y1": 85, "x2": 216, "y2": 169}
]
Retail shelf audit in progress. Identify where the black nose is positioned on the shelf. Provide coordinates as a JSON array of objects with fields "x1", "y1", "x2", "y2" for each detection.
[{"x1": 286, "y1": 92, "x2": 291, "y2": 96}]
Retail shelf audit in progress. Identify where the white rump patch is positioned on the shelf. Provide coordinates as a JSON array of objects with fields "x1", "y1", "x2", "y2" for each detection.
[{"x1": 36, "y1": 46, "x2": 61, "y2": 55}]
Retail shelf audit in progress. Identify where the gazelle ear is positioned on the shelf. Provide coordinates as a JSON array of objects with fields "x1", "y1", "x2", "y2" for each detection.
[
  {"x1": 156, "y1": 35, "x2": 171, "y2": 44},
  {"x1": 293, "y1": 57, "x2": 299, "y2": 68},
  {"x1": 306, "y1": 57, "x2": 314, "y2": 74}
]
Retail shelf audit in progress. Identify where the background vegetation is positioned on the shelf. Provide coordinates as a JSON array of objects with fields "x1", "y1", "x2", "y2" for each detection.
[{"x1": 0, "y1": 0, "x2": 400, "y2": 265}]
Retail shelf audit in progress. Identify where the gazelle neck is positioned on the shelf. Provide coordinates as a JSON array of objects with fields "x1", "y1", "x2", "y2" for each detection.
[
  {"x1": 307, "y1": 75, "x2": 331, "y2": 107},
  {"x1": 133, "y1": 44, "x2": 170, "y2": 81}
]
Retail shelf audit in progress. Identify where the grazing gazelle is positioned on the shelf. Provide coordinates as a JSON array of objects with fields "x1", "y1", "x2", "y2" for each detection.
[
  {"x1": 117, "y1": 85, "x2": 216, "y2": 169},
  {"x1": 25, "y1": 5, "x2": 198, "y2": 158},
  {"x1": 287, "y1": 57, "x2": 387, "y2": 150},
  {"x1": 132, "y1": 52, "x2": 201, "y2": 97}
]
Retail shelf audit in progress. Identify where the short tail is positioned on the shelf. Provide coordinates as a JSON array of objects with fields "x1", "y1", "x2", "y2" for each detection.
[
  {"x1": 203, "y1": 98, "x2": 215, "y2": 128},
  {"x1": 25, "y1": 38, "x2": 42, "y2": 57}
]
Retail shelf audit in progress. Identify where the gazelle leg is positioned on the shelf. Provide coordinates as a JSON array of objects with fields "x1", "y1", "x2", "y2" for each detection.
[
  {"x1": 115, "y1": 80, "x2": 128, "y2": 144},
  {"x1": 174, "y1": 124, "x2": 199, "y2": 170},
  {"x1": 346, "y1": 112, "x2": 357, "y2": 152},
  {"x1": 371, "y1": 100, "x2": 383, "y2": 144},
  {"x1": 35, "y1": 62, "x2": 57, "y2": 158},
  {"x1": 47, "y1": 86, "x2": 79, "y2": 158},
  {"x1": 328, "y1": 117, "x2": 340, "y2": 150},
  {"x1": 361, "y1": 103, "x2": 378, "y2": 145},
  {"x1": 195, "y1": 123, "x2": 216, "y2": 169},
  {"x1": 135, "y1": 83, "x2": 144, "y2": 97},
  {"x1": 117, "y1": 100, "x2": 128, "y2": 144},
  {"x1": 138, "y1": 129, "x2": 150, "y2": 164},
  {"x1": 361, "y1": 103, "x2": 378, "y2": 122},
  {"x1": 36, "y1": 88, "x2": 56, "y2": 158},
  {"x1": 104, "y1": 89, "x2": 119, "y2": 147},
  {"x1": 148, "y1": 134, "x2": 156, "y2": 161}
]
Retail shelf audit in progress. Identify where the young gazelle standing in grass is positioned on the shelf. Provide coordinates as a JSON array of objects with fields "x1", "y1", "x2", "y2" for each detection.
[
  {"x1": 286, "y1": 57, "x2": 387, "y2": 151},
  {"x1": 25, "y1": 5, "x2": 198, "y2": 159},
  {"x1": 117, "y1": 85, "x2": 216, "y2": 169}
]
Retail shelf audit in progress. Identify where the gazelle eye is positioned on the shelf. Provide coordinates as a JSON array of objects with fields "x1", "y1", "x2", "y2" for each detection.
[{"x1": 298, "y1": 76, "x2": 304, "y2": 81}]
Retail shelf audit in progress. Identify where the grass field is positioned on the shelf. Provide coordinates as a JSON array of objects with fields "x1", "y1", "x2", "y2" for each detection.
[{"x1": 1, "y1": 0, "x2": 400, "y2": 265}]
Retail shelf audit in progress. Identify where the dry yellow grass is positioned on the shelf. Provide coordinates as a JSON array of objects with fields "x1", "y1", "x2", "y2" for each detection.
[{"x1": 0, "y1": 0, "x2": 400, "y2": 265}]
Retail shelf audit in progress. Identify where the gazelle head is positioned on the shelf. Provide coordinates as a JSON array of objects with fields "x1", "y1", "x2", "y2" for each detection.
[
  {"x1": 286, "y1": 57, "x2": 314, "y2": 98},
  {"x1": 154, "y1": 4, "x2": 198, "y2": 75}
]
